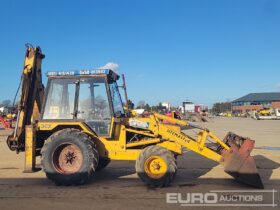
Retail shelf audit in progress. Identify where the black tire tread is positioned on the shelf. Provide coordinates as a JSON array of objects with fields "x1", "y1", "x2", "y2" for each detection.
[
  {"x1": 41, "y1": 128, "x2": 98, "y2": 185},
  {"x1": 96, "y1": 158, "x2": 111, "y2": 171},
  {"x1": 136, "y1": 145, "x2": 177, "y2": 187}
]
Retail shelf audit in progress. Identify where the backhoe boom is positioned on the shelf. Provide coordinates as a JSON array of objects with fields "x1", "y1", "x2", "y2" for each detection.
[{"x1": 7, "y1": 45, "x2": 45, "y2": 152}]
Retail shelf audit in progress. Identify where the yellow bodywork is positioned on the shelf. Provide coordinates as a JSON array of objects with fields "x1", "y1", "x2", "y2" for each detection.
[
  {"x1": 9, "y1": 46, "x2": 262, "y2": 188},
  {"x1": 24, "y1": 125, "x2": 36, "y2": 172},
  {"x1": 144, "y1": 155, "x2": 167, "y2": 179},
  {"x1": 30, "y1": 112, "x2": 230, "y2": 168},
  {"x1": 17, "y1": 46, "x2": 231, "y2": 171},
  {"x1": 223, "y1": 113, "x2": 232, "y2": 117},
  {"x1": 258, "y1": 109, "x2": 271, "y2": 116}
]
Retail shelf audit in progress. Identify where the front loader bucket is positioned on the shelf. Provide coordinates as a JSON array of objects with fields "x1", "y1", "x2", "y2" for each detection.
[{"x1": 219, "y1": 132, "x2": 264, "y2": 189}]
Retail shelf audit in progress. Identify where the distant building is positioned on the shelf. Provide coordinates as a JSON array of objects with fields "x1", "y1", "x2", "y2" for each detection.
[
  {"x1": 161, "y1": 102, "x2": 171, "y2": 111},
  {"x1": 0, "y1": 107, "x2": 8, "y2": 114},
  {"x1": 182, "y1": 101, "x2": 195, "y2": 113},
  {"x1": 231, "y1": 92, "x2": 280, "y2": 113},
  {"x1": 194, "y1": 104, "x2": 208, "y2": 113},
  {"x1": 181, "y1": 101, "x2": 208, "y2": 113}
]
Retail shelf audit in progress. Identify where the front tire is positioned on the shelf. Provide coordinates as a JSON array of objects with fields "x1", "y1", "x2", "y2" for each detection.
[
  {"x1": 41, "y1": 129, "x2": 98, "y2": 185},
  {"x1": 136, "y1": 145, "x2": 177, "y2": 187}
]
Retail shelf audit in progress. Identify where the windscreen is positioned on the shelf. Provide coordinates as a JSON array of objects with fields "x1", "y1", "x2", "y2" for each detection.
[{"x1": 109, "y1": 81, "x2": 125, "y2": 116}]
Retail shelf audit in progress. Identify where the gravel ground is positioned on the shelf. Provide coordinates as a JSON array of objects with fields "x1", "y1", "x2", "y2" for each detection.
[{"x1": 0, "y1": 117, "x2": 279, "y2": 210}]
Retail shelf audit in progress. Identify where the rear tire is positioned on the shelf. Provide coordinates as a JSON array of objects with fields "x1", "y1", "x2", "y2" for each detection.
[
  {"x1": 96, "y1": 158, "x2": 111, "y2": 171},
  {"x1": 136, "y1": 145, "x2": 177, "y2": 187},
  {"x1": 41, "y1": 129, "x2": 98, "y2": 185}
]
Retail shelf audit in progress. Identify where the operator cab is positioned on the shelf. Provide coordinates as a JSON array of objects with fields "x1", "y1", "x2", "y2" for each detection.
[{"x1": 42, "y1": 69, "x2": 125, "y2": 136}]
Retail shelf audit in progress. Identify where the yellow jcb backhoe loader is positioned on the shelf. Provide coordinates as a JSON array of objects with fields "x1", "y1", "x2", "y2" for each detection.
[{"x1": 7, "y1": 45, "x2": 263, "y2": 188}]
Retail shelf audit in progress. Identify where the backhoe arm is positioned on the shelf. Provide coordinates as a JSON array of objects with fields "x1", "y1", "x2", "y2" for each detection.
[{"x1": 7, "y1": 45, "x2": 45, "y2": 152}]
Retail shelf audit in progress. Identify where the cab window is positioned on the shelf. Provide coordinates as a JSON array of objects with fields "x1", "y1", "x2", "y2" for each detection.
[
  {"x1": 42, "y1": 79, "x2": 76, "y2": 120},
  {"x1": 109, "y1": 81, "x2": 124, "y2": 117},
  {"x1": 77, "y1": 77, "x2": 111, "y2": 135}
]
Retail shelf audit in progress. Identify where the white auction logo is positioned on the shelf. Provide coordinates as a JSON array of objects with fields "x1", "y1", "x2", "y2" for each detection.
[
  {"x1": 166, "y1": 189, "x2": 278, "y2": 207},
  {"x1": 167, "y1": 192, "x2": 218, "y2": 204}
]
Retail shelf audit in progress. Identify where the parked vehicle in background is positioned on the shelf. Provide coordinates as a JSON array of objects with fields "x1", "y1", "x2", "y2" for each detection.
[{"x1": 255, "y1": 109, "x2": 280, "y2": 120}]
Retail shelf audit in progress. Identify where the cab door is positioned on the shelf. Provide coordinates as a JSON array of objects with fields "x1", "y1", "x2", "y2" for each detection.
[
  {"x1": 107, "y1": 80, "x2": 126, "y2": 139},
  {"x1": 77, "y1": 77, "x2": 113, "y2": 136}
]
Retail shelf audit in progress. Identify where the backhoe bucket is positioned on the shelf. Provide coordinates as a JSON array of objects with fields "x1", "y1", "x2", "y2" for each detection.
[{"x1": 220, "y1": 132, "x2": 264, "y2": 188}]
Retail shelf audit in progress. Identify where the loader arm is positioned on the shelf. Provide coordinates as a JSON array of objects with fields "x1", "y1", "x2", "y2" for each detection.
[
  {"x1": 148, "y1": 112, "x2": 263, "y2": 188},
  {"x1": 151, "y1": 113, "x2": 229, "y2": 162},
  {"x1": 7, "y1": 45, "x2": 45, "y2": 152}
]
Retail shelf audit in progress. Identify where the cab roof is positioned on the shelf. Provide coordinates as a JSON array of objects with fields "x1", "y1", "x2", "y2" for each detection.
[{"x1": 46, "y1": 69, "x2": 119, "y2": 80}]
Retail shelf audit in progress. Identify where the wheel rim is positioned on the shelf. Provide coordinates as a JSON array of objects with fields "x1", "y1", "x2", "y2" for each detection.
[
  {"x1": 53, "y1": 143, "x2": 83, "y2": 174},
  {"x1": 144, "y1": 155, "x2": 167, "y2": 179}
]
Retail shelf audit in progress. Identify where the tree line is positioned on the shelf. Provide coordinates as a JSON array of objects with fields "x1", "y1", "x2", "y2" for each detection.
[{"x1": 211, "y1": 102, "x2": 231, "y2": 114}]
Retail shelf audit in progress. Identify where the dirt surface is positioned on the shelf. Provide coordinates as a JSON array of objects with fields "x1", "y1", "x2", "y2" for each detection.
[{"x1": 0, "y1": 117, "x2": 279, "y2": 210}]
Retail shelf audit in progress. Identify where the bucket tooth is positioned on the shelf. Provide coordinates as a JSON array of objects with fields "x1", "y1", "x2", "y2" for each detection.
[{"x1": 220, "y1": 132, "x2": 264, "y2": 189}]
